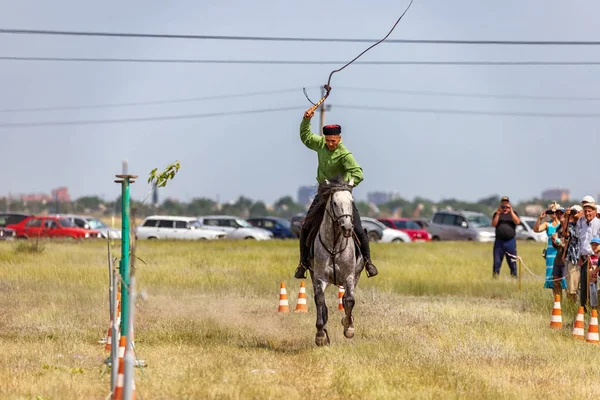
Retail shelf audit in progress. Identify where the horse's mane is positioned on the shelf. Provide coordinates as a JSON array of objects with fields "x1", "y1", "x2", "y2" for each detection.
[{"x1": 304, "y1": 177, "x2": 354, "y2": 247}]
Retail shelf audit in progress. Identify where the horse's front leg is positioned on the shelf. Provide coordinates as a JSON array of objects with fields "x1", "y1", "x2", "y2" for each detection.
[
  {"x1": 313, "y1": 278, "x2": 330, "y2": 346},
  {"x1": 341, "y1": 274, "x2": 356, "y2": 339}
]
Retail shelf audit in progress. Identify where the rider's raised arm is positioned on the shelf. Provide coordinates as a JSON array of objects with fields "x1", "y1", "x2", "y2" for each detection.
[
  {"x1": 341, "y1": 153, "x2": 364, "y2": 187},
  {"x1": 300, "y1": 117, "x2": 324, "y2": 151}
]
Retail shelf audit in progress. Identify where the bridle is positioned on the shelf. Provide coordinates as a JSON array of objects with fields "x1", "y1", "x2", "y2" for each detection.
[{"x1": 318, "y1": 188, "x2": 354, "y2": 285}]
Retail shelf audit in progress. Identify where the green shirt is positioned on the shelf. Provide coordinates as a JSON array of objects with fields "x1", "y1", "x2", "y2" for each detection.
[{"x1": 300, "y1": 118, "x2": 364, "y2": 186}]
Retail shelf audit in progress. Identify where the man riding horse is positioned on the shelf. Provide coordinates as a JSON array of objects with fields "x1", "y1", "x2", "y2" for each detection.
[{"x1": 294, "y1": 107, "x2": 379, "y2": 280}]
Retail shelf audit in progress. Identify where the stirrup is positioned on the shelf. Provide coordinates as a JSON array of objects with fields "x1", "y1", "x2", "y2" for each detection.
[
  {"x1": 364, "y1": 259, "x2": 378, "y2": 278},
  {"x1": 295, "y1": 264, "x2": 308, "y2": 279}
]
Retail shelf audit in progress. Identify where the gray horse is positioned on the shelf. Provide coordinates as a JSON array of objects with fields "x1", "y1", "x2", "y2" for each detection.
[{"x1": 309, "y1": 179, "x2": 364, "y2": 346}]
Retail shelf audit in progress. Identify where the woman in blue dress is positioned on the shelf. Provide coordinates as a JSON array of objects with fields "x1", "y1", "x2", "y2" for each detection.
[{"x1": 534, "y1": 202, "x2": 567, "y2": 289}]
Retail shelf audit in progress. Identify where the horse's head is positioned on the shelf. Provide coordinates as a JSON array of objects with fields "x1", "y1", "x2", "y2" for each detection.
[{"x1": 329, "y1": 187, "x2": 354, "y2": 238}]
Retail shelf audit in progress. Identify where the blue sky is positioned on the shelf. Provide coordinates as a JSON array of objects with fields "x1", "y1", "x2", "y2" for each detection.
[{"x1": 1, "y1": 0, "x2": 599, "y2": 204}]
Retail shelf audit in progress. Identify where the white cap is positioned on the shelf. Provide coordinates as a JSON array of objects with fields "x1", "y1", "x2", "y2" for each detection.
[
  {"x1": 582, "y1": 195, "x2": 596, "y2": 204},
  {"x1": 571, "y1": 205, "x2": 583, "y2": 212}
]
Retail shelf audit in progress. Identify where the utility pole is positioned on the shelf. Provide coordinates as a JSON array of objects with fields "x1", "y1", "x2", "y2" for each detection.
[{"x1": 318, "y1": 86, "x2": 332, "y2": 136}]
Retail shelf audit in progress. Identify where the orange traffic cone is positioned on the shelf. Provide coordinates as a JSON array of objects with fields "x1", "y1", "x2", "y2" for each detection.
[
  {"x1": 278, "y1": 282, "x2": 290, "y2": 312},
  {"x1": 586, "y1": 309, "x2": 599, "y2": 344},
  {"x1": 572, "y1": 306, "x2": 585, "y2": 340},
  {"x1": 112, "y1": 335, "x2": 136, "y2": 400},
  {"x1": 103, "y1": 291, "x2": 122, "y2": 350},
  {"x1": 550, "y1": 294, "x2": 562, "y2": 329},
  {"x1": 112, "y1": 336, "x2": 126, "y2": 400},
  {"x1": 104, "y1": 322, "x2": 114, "y2": 351},
  {"x1": 338, "y1": 286, "x2": 345, "y2": 311},
  {"x1": 294, "y1": 281, "x2": 308, "y2": 312}
]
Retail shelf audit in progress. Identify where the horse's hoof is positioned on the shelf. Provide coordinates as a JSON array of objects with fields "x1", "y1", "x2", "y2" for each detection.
[
  {"x1": 315, "y1": 331, "x2": 330, "y2": 346},
  {"x1": 344, "y1": 326, "x2": 355, "y2": 339}
]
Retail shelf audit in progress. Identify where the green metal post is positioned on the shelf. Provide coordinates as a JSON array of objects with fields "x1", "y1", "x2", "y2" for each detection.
[{"x1": 120, "y1": 177, "x2": 131, "y2": 337}]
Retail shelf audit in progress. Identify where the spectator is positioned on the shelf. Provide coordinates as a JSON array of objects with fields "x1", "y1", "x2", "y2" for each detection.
[
  {"x1": 576, "y1": 196, "x2": 600, "y2": 312},
  {"x1": 534, "y1": 202, "x2": 567, "y2": 290},
  {"x1": 550, "y1": 206, "x2": 570, "y2": 298},
  {"x1": 587, "y1": 237, "x2": 600, "y2": 311},
  {"x1": 562, "y1": 205, "x2": 583, "y2": 303},
  {"x1": 491, "y1": 196, "x2": 521, "y2": 278}
]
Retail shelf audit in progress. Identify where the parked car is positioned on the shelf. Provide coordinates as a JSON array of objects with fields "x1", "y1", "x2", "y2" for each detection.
[
  {"x1": 361, "y1": 217, "x2": 411, "y2": 243},
  {"x1": 0, "y1": 213, "x2": 30, "y2": 227},
  {"x1": 377, "y1": 218, "x2": 432, "y2": 242},
  {"x1": 516, "y1": 216, "x2": 547, "y2": 242},
  {"x1": 428, "y1": 210, "x2": 495, "y2": 242},
  {"x1": 196, "y1": 216, "x2": 273, "y2": 240},
  {"x1": 57, "y1": 214, "x2": 121, "y2": 239},
  {"x1": 0, "y1": 227, "x2": 16, "y2": 240},
  {"x1": 7, "y1": 216, "x2": 102, "y2": 240},
  {"x1": 290, "y1": 212, "x2": 306, "y2": 238},
  {"x1": 360, "y1": 218, "x2": 384, "y2": 242},
  {"x1": 135, "y1": 216, "x2": 226, "y2": 240},
  {"x1": 247, "y1": 217, "x2": 295, "y2": 239},
  {"x1": 411, "y1": 218, "x2": 430, "y2": 230}
]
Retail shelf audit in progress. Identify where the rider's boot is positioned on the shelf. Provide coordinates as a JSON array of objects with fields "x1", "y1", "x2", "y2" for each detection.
[
  {"x1": 294, "y1": 224, "x2": 310, "y2": 279},
  {"x1": 357, "y1": 228, "x2": 378, "y2": 278}
]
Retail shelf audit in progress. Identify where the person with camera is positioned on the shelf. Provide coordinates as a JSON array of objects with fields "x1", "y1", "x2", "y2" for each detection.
[
  {"x1": 534, "y1": 202, "x2": 566, "y2": 290},
  {"x1": 491, "y1": 196, "x2": 521, "y2": 278},
  {"x1": 560, "y1": 205, "x2": 583, "y2": 302},
  {"x1": 576, "y1": 196, "x2": 600, "y2": 311}
]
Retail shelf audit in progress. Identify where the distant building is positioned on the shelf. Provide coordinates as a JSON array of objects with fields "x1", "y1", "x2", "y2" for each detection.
[
  {"x1": 541, "y1": 188, "x2": 570, "y2": 203},
  {"x1": 51, "y1": 187, "x2": 71, "y2": 203},
  {"x1": 297, "y1": 185, "x2": 316, "y2": 206},
  {"x1": 367, "y1": 191, "x2": 401, "y2": 206}
]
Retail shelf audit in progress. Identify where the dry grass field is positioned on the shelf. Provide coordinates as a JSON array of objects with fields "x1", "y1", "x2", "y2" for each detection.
[{"x1": 1, "y1": 239, "x2": 599, "y2": 399}]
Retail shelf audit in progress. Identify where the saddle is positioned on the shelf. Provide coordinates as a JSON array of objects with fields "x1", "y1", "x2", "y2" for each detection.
[{"x1": 309, "y1": 230, "x2": 363, "y2": 262}]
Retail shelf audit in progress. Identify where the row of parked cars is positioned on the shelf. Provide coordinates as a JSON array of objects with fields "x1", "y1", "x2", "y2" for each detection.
[
  {"x1": 0, "y1": 213, "x2": 122, "y2": 240},
  {"x1": 0, "y1": 209, "x2": 548, "y2": 244},
  {"x1": 290, "y1": 210, "x2": 548, "y2": 243}
]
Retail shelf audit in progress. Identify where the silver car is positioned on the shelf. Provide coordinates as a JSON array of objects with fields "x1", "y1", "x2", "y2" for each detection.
[
  {"x1": 197, "y1": 216, "x2": 273, "y2": 240},
  {"x1": 428, "y1": 210, "x2": 495, "y2": 242}
]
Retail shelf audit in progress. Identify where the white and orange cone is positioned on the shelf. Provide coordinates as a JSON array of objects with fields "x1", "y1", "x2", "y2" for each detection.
[
  {"x1": 112, "y1": 335, "x2": 136, "y2": 400},
  {"x1": 294, "y1": 281, "x2": 308, "y2": 312},
  {"x1": 572, "y1": 306, "x2": 585, "y2": 340},
  {"x1": 586, "y1": 309, "x2": 599, "y2": 344},
  {"x1": 550, "y1": 294, "x2": 562, "y2": 329},
  {"x1": 103, "y1": 289, "x2": 122, "y2": 350},
  {"x1": 278, "y1": 282, "x2": 290, "y2": 312},
  {"x1": 104, "y1": 322, "x2": 114, "y2": 351},
  {"x1": 338, "y1": 286, "x2": 345, "y2": 311}
]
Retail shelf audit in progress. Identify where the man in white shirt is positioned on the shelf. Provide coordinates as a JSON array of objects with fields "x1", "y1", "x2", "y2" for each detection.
[{"x1": 576, "y1": 196, "x2": 600, "y2": 311}]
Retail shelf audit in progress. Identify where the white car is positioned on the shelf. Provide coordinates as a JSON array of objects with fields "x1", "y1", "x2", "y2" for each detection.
[
  {"x1": 516, "y1": 216, "x2": 548, "y2": 242},
  {"x1": 361, "y1": 217, "x2": 412, "y2": 243},
  {"x1": 136, "y1": 216, "x2": 226, "y2": 240},
  {"x1": 197, "y1": 216, "x2": 273, "y2": 240}
]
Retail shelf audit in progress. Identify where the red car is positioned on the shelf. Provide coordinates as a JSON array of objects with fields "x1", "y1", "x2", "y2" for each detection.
[
  {"x1": 7, "y1": 215, "x2": 101, "y2": 240},
  {"x1": 377, "y1": 218, "x2": 432, "y2": 242}
]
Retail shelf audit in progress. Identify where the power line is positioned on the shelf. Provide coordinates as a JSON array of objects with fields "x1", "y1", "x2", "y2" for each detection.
[
  {"x1": 3, "y1": 86, "x2": 598, "y2": 114},
  {"x1": 2, "y1": 104, "x2": 600, "y2": 128},
  {"x1": 1, "y1": 28, "x2": 599, "y2": 46},
  {"x1": 336, "y1": 86, "x2": 600, "y2": 101},
  {"x1": 1, "y1": 56, "x2": 599, "y2": 65},
  {"x1": 336, "y1": 104, "x2": 600, "y2": 118},
  {"x1": 0, "y1": 87, "x2": 310, "y2": 113},
  {"x1": 0, "y1": 106, "x2": 301, "y2": 128}
]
